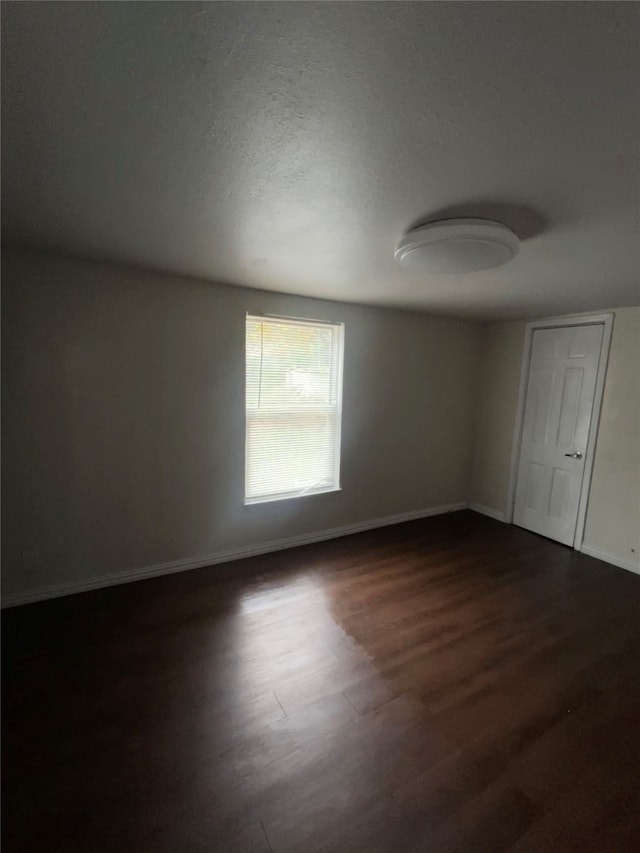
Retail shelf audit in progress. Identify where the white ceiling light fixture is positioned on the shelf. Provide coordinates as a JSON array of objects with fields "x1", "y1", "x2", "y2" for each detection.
[{"x1": 394, "y1": 218, "x2": 520, "y2": 275}]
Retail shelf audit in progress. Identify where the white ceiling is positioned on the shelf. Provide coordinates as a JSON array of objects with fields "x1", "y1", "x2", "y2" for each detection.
[{"x1": 2, "y1": 2, "x2": 639, "y2": 320}]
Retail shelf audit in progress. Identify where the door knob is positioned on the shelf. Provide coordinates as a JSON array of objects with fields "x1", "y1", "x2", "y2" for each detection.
[{"x1": 564, "y1": 451, "x2": 583, "y2": 459}]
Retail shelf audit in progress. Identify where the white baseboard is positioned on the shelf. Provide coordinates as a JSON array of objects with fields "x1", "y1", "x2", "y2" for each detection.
[
  {"x1": 579, "y1": 544, "x2": 640, "y2": 576},
  {"x1": 1, "y1": 502, "x2": 468, "y2": 608},
  {"x1": 468, "y1": 503, "x2": 506, "y2": 523}
]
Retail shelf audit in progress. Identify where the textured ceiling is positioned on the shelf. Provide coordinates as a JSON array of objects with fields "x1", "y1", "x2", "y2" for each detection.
[{"x1": 2, "y1": 1, "x2": 639, "y2": 320}]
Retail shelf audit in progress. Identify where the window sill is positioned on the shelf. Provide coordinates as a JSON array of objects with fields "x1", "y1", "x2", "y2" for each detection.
[{"x1": 244, "y1": 486, "x2": 342, "y2": 507}]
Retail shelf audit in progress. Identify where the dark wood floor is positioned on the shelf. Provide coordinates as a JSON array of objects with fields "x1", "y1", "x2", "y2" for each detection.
[{"x1": 3, "y1": 510, "x2": 640, "y2": 852}]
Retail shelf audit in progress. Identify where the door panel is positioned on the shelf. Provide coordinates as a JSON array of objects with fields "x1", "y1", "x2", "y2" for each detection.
[
  {"x1": 548, "y1": 467, "x2": 570, "y2": 519},
  {"x1": 513, "y1": 324, "x2": 604, "y2": 545},
  {"x1": 556, "y1": 367, "x2": 584, "y2": 448},
  {"x1": 530, "y1": 367, "x2": 555, "y2": 444}
]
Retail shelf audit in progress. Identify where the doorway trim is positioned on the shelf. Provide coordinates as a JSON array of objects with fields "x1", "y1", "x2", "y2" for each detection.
[{"x1": 505, "y1": 313, "x2": 614, "y2": 550}]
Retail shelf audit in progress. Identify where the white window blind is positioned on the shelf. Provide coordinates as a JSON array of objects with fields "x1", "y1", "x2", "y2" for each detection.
[{"x1": 245, "y1": 314, "x2": 344, "y2": 504}]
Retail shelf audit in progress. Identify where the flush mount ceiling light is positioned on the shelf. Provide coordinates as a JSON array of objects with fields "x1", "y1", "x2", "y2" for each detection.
[{"x1": 394, "y1": 218, "x2": 520, "y2": 275}]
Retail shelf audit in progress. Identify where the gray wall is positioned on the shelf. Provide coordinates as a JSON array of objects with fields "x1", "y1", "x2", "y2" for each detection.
[
  {"x1": 5, "y1": 249, "x2": 637, "y2": 604},
  {"x1": 2, "y1": 249, "x2": 481, "y2": 600},
  {"x1": 469, "y1": 321, "x2": 524, "y2": 516},
  {"x1": 469, "y1": 308, "x2": 640, "y2": 570}
]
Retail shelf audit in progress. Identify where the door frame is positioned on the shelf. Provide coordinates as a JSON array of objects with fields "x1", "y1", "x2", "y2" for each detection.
[{"x1": 505, "y1": 313, "x2": 614, "y2": 550}]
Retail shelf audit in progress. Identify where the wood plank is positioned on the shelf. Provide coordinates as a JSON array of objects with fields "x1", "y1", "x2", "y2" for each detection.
[{"x1": 3, "y1": 511, "x2": 640, "y2": 852}]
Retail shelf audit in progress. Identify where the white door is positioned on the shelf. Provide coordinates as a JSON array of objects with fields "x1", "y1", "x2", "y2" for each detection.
[{"x1": 513, "y1": 324, "x2": 604, "y2": 546}]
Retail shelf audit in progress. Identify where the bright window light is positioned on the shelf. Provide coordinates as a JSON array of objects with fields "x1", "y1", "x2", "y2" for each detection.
[{"x1": 245, "y1": 314, "x2": 344, "y2": 505}]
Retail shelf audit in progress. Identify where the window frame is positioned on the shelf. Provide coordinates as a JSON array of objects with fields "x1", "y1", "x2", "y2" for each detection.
[{"x1": 244, "y1": 313, "x2": 345, "y2": 506}]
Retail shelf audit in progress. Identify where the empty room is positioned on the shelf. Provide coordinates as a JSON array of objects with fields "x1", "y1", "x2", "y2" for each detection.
[{"x1": 2, "y1": 2, "x2": 640, "y2": 851}]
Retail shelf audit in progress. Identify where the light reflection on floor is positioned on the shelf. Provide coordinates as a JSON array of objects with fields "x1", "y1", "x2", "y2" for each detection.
[{"x1": 236, "y1": 573, "x2": 346, "y2": 691}]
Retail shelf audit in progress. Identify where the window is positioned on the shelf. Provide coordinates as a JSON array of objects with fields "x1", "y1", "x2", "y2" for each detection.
[{"x1": 245, "y1": 314, "x2": 344, "y2": 504}]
